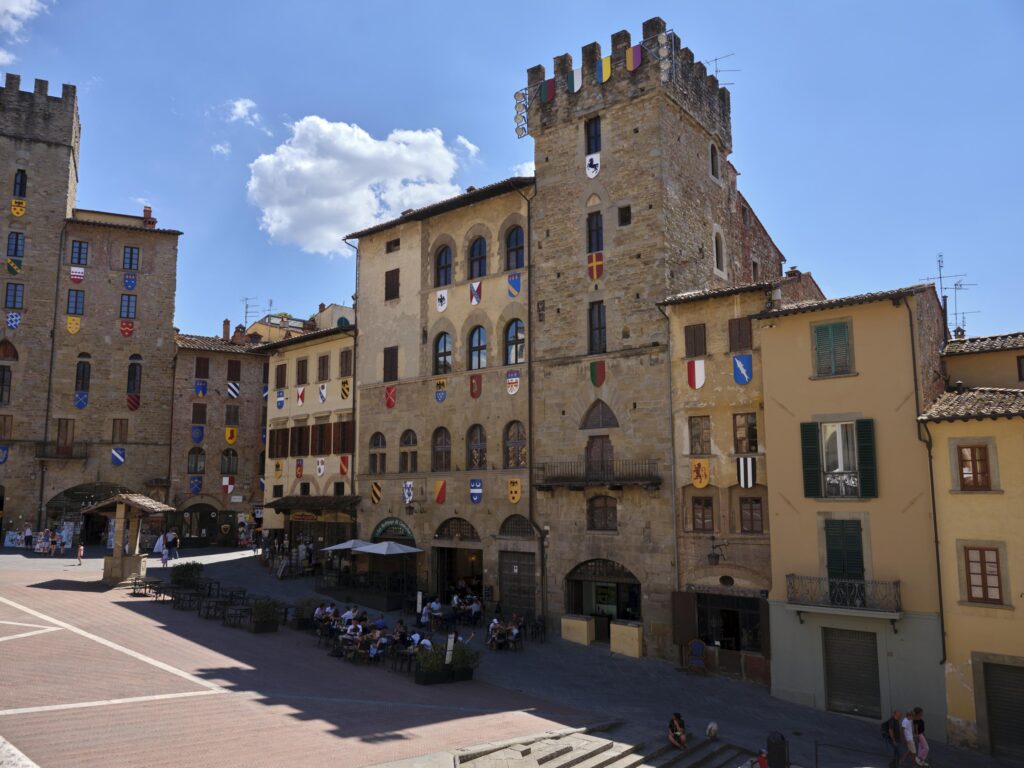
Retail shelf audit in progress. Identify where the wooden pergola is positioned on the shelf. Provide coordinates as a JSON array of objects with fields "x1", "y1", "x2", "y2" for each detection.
[{"x1": 81, "y1": 493, "x2": 175, "y2": 584}]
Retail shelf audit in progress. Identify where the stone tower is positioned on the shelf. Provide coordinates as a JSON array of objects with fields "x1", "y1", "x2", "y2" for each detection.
[
  {"x1": 0, "y1": 74, "x2": 180, "y2": 540},
  {"x1": 525, "y1": 18, "x2": 784, "y2": 656}
]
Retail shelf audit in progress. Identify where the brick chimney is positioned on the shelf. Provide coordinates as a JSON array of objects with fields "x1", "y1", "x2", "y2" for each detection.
[
  {"x1": 231, "y1": 324, "x2": 246, "y2": 345},
  {"x1": 319, "y1": 302, "x2": 326, "y2": 313},
  {"x1": 142, "y1": 206, "x2": 157, "y2": 229},
  {"x1": 785, "y1": 266, "x2": 801, "y2": 278},
  {"x1": 222, "y1": 319, "x2": 230, "y2": 340}
]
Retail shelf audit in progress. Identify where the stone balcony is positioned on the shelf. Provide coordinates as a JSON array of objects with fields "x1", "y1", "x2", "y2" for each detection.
[
  {"x1": 535, "y1": 459, "x2": 662, "y2": 490},
  {"x1": 35, "y1": 442, "x2": 88, "y2": 460}
]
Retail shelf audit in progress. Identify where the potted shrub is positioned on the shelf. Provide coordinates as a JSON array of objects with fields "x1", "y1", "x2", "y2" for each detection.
[
  {"x1": 449, "y1": 643, "x2": 480, "y2": 682},
  {"x1": 292, "y1": 598, "x2": 320, "y2": 631},
  {"x1": 169, "y1": 561, "x2": 203, "y2": 589},
  {"x1": 251, "y1": 597, "x2": 284, "y2": 633},
  {"x1": 413, "y1": 643, "x2": 480, "y2": 685}
]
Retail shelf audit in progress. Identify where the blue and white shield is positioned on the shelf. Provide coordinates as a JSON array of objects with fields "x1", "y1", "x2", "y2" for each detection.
[
  {"x1": 733, "y1": 354, "x2": 753, "y2": 385},
  {"x1": 507, "y1": 272, "x2": 521, "y2": 299},
  {"x1": 276, "y1": 389, "x2": 285, "y2": 409},
  {"x1": 469, "y1": 479, "x2": 483, "y2": 504},
  {"x1": 227, "y1": 381, "x2": 240, "y2": 399},
  {"x1": 111, "y1": 446, "x2": 126, "y2": 466},
  {"x1": 74, "y1": 391, "x2": 88, "y2": 409},
  {"x1": 191, "y1": 425, "x2": 204, "y2": 443},
  {"x1": 194, "y1": 379, "x2": 207, "y2": 397},
  {"x1": 189, "y1": 476, "x2": 202, "y2": 494},
  {"x1": 123, "y1": 272, "x2": 138, "y2": 290},
  {"x1": 402, "y1": 481, "x2": 414, "y2": 505},
  {"x1": 0, "y1": 445, "x2": 8, "y2": 464},
  {"x1": 6, "y1": 312, "x2": 20, "y2": 329}
]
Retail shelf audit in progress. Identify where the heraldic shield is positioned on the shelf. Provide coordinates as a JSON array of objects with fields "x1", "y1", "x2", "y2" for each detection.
[
  {"x1": 507, "y1": 478, "x2": 522, "y2": 504},
  {"x1": 11, "y1": 198, "x2": 26, "y2": 217}
]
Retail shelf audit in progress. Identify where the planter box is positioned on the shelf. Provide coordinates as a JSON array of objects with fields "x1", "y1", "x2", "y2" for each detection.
[
  {"x1": 610, "y1": 620, "x2": 644, "y2": 658},
  {"x1": 252, "y1": 621, "x2": 279, "y2": 634},
  {"x1": 414, "y1": 667, "x2": 475, "y2": 685},
  {"x1": 561, "y1": 614, "x2": 595, "y2": 646}
]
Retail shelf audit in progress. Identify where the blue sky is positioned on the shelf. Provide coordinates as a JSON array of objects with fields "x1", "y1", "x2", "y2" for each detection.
[{"x1": 4, "y1": 1, "x2": 1022, "y2": 336}]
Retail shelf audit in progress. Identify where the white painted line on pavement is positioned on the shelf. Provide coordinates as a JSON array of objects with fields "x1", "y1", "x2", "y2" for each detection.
[
  {"x1": 0, "y1": 626, "x2": 61, "y2": 643},
  {"x1": 0, "y1": 620, "x2": 55, "y2": 630},
  {"x1": 0, "y1": 689, "x2": 224, "y2": 717},
  {"x1": 0, "y1": 735, "x2": 40, "y2": 767},
  {"x1": 0, "y1": 595, "x2": 225, "y2": 692}
]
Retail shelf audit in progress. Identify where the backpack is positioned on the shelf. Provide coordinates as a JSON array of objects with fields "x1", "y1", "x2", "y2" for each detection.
[{"x1": 880, "y1": 719, "x2": 893, "y2": 740}]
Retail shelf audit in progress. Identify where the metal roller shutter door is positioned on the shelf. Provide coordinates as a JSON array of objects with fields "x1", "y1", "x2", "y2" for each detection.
[
  {"x1": 498, "y1": 551, "x2": 536, "y2": 619},
  {"x1": 984, "y1": 663, "x2": 1024, "y2": 758},
  {"x1": 823, "y1": 627, "x2": 881, "y2": 719}
]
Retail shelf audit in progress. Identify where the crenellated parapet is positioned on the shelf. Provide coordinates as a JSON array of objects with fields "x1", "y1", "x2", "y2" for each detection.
[
  {"x1": 0, "y1": 73, "x2": 81, "y2": 157},
  {"x1": 521, "y1": 17, "x2": 731, "y2": 151}
]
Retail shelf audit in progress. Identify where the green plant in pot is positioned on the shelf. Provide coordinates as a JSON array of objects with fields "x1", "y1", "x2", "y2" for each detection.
[
  {"x1": 250, "y1": 597, "x2": 284, "y2": 633},
  {"x1": 414, "y1": 641, "x2": 480, "y2": 685},
  {"x1": 292, "y1": 597, "x2": 320, "y2": 630},
  {"x1": 169, "y1": 561, "x2": 204, "y2": 588}
]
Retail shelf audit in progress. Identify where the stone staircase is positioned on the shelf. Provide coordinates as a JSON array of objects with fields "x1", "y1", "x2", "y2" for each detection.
[{"x1": 454, "y1": 722, "x2": 759, "y2": 768}]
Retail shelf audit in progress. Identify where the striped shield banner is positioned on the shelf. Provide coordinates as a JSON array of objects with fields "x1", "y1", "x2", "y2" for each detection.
[
  {"x1": 567, "y1": 67, "x2": 583, "y2": 94},
  {"x1": 737, "y1": 456, "x2": 756, "y2": 489},
  {"x1": 227, "y1": 381, "x2": 240, "y2": 398}
]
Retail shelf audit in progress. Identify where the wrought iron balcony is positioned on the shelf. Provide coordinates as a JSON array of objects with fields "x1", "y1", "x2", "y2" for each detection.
[
  {"x1": 535, "y1": 459, "x2": 661, "y2": 489},
  {"x1": 35, "y1": 442, "x2": 88, "y2": 460},
  {"x1": 786, "y1": 574, "x2": 901, "y2": 614},
  {"x1": 824, "y1": 471, "x2": 861, "y2": 498}
]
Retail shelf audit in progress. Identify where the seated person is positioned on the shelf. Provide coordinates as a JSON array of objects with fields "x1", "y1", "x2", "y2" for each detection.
[
  {"x1": 429, "y1": 597, "x2": 442, "y2": 614},
  {"x1": 313, "y1": 603, "x2": 327, "y2": 623},
  {"x1": 419, "y1": 605, "x2": 431, "y2": 628},
  {"x1": 451, "y1": 593, "x2": 461, "y2": 608},
  {"x1": 341, "y1": 605, "x2": 355, "y2": 623},
  {"x1": 668, "y1": 713, "x2": 687, "y2": 751},
  {"x1": 392, "y1": 619, "x2": 409, "y2": 646},
  {"x1": 487, "y1": 618, "x2": 508, "y2": 650},
  {"x1": 417, "y1": 635, "x2": 433, "y2": 651},
  {"x1": 372, "y1": 614, "x2": 387, "y2": 631}
]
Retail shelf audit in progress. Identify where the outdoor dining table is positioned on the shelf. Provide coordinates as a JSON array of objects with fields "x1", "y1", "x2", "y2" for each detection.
[
  {"x1": 221, "y1": 586, "x2": 247, "y2": 604},
  {"x1": 172, "y1": 590, "x2": 202, "y2": 611},
  {"x1": 199, "y1": 597, "x2": 229, "y2": 620},
  {"x1": 223, "y1": 604, "x2": 252, "y2": 628}
]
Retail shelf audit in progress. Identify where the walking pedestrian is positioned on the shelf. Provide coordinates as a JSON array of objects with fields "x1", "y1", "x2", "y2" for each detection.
[
  {"x1": 883, "y1": 709, "x2": 903, "y2": 767},
  {"x1": 77, "y1": 541, "x2": 85, "y2": 565},
  {"x1": 23, "y1": 523, "x2": 32, "y2": 550},
  {"x1": 166, "y1": 529, "x2": 179, "y2": 559},
  {"x1": 900, "y1": 709, "x2": 917, "y2": 766},
  {"x1": 912, "y1": 707, "x2": 929, "y2": 766}
]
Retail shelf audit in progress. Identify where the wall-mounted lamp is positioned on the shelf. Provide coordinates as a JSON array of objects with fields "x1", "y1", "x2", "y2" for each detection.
[{"x1": 707, "y1": 535, "x2": 729, "y2": 566}]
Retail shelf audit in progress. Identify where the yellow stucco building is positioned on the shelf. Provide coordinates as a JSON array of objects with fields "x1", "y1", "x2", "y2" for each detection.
[{"x1": 921, "y1": 333, "x2": 1024, "y2": 758}]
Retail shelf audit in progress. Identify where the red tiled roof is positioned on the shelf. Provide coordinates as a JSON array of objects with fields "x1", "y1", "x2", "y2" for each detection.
[{"x1": 920, "y1": 387, "x2": 1024, "y2": 422}]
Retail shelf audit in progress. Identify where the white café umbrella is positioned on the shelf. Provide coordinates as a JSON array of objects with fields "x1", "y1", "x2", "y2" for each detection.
[
  {"x1": 321, "y1": 538, "x2": 373, "y2": 552},
  {"x1": 352, "y1": 541, "x2": 423, "y2": 555}
]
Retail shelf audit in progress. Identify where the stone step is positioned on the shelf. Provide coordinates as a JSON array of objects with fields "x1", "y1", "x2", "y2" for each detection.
[
  {"x1": 670, "y1": 744, "x2": 754, "y2": 768},
  {"x1": 561, "y1": 741, "x2": 643, "y2": 768},
  {"x1": 541, "y1": 736, "x2": 615, "y2": 768}
]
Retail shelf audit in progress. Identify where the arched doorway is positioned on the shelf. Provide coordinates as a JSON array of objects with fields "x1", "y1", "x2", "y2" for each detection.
[
  {"x1": 431, "y1": 517, "x2": 482, "y2": 600},
  {"x1": 371, "y1": 517, "x2": 416, "y2": 546},
  {"x1": 565, "y1": 558, "x2": 641, "y2": 643},
  {"x1": 497, "y1": 514, "x2": 538, "y2": 619},
  {"x1": 45, "y1": 482, "x2": 134, "y2": 545},
  {"x1": 176, "y1": 503, "x2": 223, "y2": 547}
]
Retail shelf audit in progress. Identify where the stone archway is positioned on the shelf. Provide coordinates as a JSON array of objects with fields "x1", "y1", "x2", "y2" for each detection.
[
  {"x1": 565, "y1": 558, "x2": 641, "y2": 641},
  {"x1": 432, "y1": 517, "x2": 483, "y2": 600},
  {"x1": 45, "y1": 482, "x2": 135, "y2": 545}
]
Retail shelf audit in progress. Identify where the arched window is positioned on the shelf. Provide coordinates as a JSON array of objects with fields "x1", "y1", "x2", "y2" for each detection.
[
  {"x1": 435, "y1": 245, "x2": 452, "y2": 287},
  {"x1": 75, "y1": 354, "x2": 91, "y2": 392},
  {"x1": 469, "y1": 326, "x2": 487, "y2": 370},
  {"x1": 127, "y1": 354, "x2": 143, "y2": 394},
  {"x1": 710, "y1": 144, "x2": 720, "y2": 179},
  {"x1": 372, "y1": 517, "x2": 416, "y2": 544},
  {"x1": 7, "y1": 232, "x2": 25, "y2": 259},
  {"x1": 469, "y1": 237, "x2": 487, "y2": 279},
  {"x1": 504, "y1": 421, "x2": 527, "y2": 468},
  {"x1": 587, "y1": 496, "x2": 618, "y2": 531},
  {"x1": 433, "y1": 332, "x2": 452, "y2": 375},
  {"x1": 0, "y1": 365, "x2": 10, "y2": 406},
  {"x1": 369, "y1": 432, "x2": 386, "y2": 475},
  {"x1": 13, "y1": 169, "x2": 27, "y2": 198},
  {"x1": 400, "y1": 429, "x2": 418, "y2": 473},
  {"x1": 714, "y1": 232, "x2": 725, "y2": 273},
  {"x1": 505, "y1": 226, "x2": 524, "y2": 270},
  {"x1": 499, "y1": 514, "x2": 535, "y2": 538},
  {"x1": 221, "y1": 448, "x2": 238, "y2": 475},
  {"x1": 581, "y1": 399, "x2": 619, "y2": 430},
  {"x1": 466, "y1": 424, "x2": 486, "y2": 470},
  {"x1": 504, "y1": 319, "x2": 525, "y2": 365},
  {"x1": 586, "y1": 211, "x2": 603, "y2": 253},
  {"x1": 435, "y1": 517, "x2": 480, "y2": 541},
  {"x1": 431, "y1": 427, "x2": 451, "y2": 472},
  {"x1": 187, "y1": 447, "x2": 205, "y2": 474},
  {"x1": 0, "y1": 339, "x2": 18, "y2": 361}
]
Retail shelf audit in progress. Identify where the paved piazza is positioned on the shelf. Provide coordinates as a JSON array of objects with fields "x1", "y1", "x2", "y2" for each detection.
[{"x1": 0, "y1": 549, "x2": 1013, "y2": 768}]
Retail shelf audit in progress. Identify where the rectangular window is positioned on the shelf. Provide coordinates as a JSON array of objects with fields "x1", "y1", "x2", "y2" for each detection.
[
  {"x1": 1018, "y1": 356, "x2": 1024, "y2": 382},
  {"x1": 0, "y1": 364, "x2": 9, "y2": 405},
  {"x1": 268, "y1": 428, "x2": 289, "y2": 459},
  {"x1": 275, "y1": 363, "x2": 286, "y2": 388},
  {"x1": 729, "y1": 317, "x2": 752, "y2": 351},
  {"x1": 194, "y1": 357, "x2": 210, "y2": 379},
  {"x1": 122, "y1": 246, "x2": 140, "y2": 271},
  {"x1": 586, "y1": 211, "x2": 603, "y2": 253},
  {"x1": 119, "y1": 294, "x2": 137, "y2": 319},
  {"x1": 965, "y1": 547, "x2": 1002, "y2": 604},
  {"x1": 7, "y1": 232, "x2": 25, "y2": 258},
  {"x1": 334, "y1": 481, "x2": 346, "y2": 496},
  {"x1": 692, "y1": 497, "x2": 714, "y2": 531},
  {"x1": 689, "y1": 415, "x2": 711, "y2": 455},
  {"x1": 740, "y1": 498, "x2": 763, "y2": 533},
  {"x1": 383, "y1": 346, "x2": 399, "y2": 382},
  {"x1": 813, "y1": 320, "x2": 853, "y2": 377},
  {"x1": 226, "y1": 360, "x2": 241, "y2": 381},
  {"x1": 75, "y1": 361, "x2": 90, "y2": 392},
  {"x1": 111, "y1": 418, "x2": 128, "y2": 443},
  {"x1": 958, "y1": 445, "x2": 991, "y2": 491},
  {"x1": 191, "y1": 403, "x2": 207, "y2": 425},
  {"x1": 272, "y1": 484, "x2": 284, "y2": 498},
  {"x1": 339, "y1": 349, "x2": 353, "y2": 377},
  {"x1": 825, "y1": 519, "x2": 865, "y2": 582},
  {"x1": 585, "y1": 116, "x2": 601, "y2": 154},
  {"x1": 0, "y1": 414, "x2": 13, "y2": 439},
  {"x1": 57, "y1": 418, "x2": 75, "y2": 451},
  {"x1": 752, "y1": 260, "x2": 759, "y2": 282},
  {"x1": 289, "y1": 425, "x2": 310, "y2": 457},
  {"x1": 66, "y1": 289, "x2": 85, "y2": 315},
  {"x1": 733, "y1": 413, "x2": 758, "y2": 454},
  {"x1": 5, "y1": 283, "x2": 24, "y2": 309},
  {"x1": 588, "y1": 301, "x2": 606, "y2": 354},
  {"x1": 385, "y1": 238, "x2": 400, "y2": 253},
  {"x1": 312, "y1": 419, "x2": 331, "y2": 454},
  {"x1": 300, "y1": 482, "x2": 310, "y2": 496},
  {"x1": 332, "y1": 419, "x2": 355, "y2": 454},
  {"x1": 225, "y1": 405, "x2": 240, "y2": 426},
  {"x1": 384, "y1": 268, "x2": 400, "y2": 301},
  {"x1": 617, "y1": 206, "x2": 631, "y2": 227},
  {"x1": 684, "y1": 323, "x2": 707, "y2": 357},
  {"x1": 295, "y1": 358, "x2": 308, "y2": 386},
  {"x1": 71, "y1": 240, "x2": 89, "y2": 265},
  {"x1": 317, "y1": 354, "x2": 329, "y2": 382}
]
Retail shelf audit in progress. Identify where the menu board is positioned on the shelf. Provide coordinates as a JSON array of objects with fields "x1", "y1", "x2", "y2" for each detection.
[{"x1": 3, "y1": 530, "x2": 20, "y2": 548}]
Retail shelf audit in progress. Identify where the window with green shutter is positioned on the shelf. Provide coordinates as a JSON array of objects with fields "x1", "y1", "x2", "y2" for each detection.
[
  {"x1": 802, "y1": 419, "x2": 877, "y2": 499},
  {"x1": 825, "y1": 520, "x2": 865, "y2": 581},
  {"x1": 800, "y1": 422, "x2": 822, "y2": 497},
  {"x1": 855, "y1": 419, "x2": 877, "y2": 498},
  {"x1": 813, "y1": 321, "x2": 853, "y2": 377}
]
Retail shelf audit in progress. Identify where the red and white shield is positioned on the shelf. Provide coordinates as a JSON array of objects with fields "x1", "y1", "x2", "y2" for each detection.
[
  {"x1": 120, "y1": 320, "x2": 134, "y2": 338},
  {"x1": 70, "y1": 267, "x2": 85, "y2": 284},
  {"x1": 385, "y1": 385, "x2": 396, "y2": 409},
  {"x1": 687, "y1": 359, "x2": 705, "y2": 390},
  {"x1": 339, "y1": 455, "x2": 350, "y2": 476},
  {"x1": 470, "y1": 374, "x2": 481, "y2": 399}
]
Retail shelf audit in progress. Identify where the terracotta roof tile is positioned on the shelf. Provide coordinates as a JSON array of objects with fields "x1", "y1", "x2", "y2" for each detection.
[
  {"x1": 660, "y1": 282, "x2": 774, "y2": 306},
  {"x1": 754, "y1": 284, "x2": 933, "y2": 318},
  {"x1": 942, "y1": 332, "x2": 1024, "y2": 356},
  {"x1": 920, "y1": 387, "x2": 1024, "y2": 422},
  {"x1": 176, "y1": 334, "x2": 266, "y2": 354}
]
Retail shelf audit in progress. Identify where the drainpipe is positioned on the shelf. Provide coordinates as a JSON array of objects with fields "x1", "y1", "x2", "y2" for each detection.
[
  {"x1": 904, "y1": 297, "x2": 946, "y2": 665},
  {"x1": 655, "y1": 302, "x2": 681, "y2": 597},
  {"x1": 39, "y1": 220, "x2": 70, "y2": 529},
  {"x1": 343, "y1": 238, "x2": 360, "y2": 512}
]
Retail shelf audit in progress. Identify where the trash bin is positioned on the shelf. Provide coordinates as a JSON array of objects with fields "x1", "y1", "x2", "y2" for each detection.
[{"x1": 766, "y1": 731, "x2": 789, "y2": 768}]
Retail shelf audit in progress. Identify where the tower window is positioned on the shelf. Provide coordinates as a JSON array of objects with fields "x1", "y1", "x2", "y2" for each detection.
[
  {"x1": 7, "y1": 232, "x2": 25, "y2": 259},
  {"x1": 385, "y1": 238, "x2": 400, "y2": 253},
  {"x1": 123, "y1": 246, "x2": 140, "y2": 271},
  {"x1": 13, "y1": 170, "x2": 27, "y2": 198},
  {"x1": 710, "y1": 144, "x2": 720, "y2": 179},
  {"x1": 469, "y1": 237, "x2": 487, "y2": 279},
  {"x1": 5, "y1": 283, "x2": 24, "y2": 309},
  {"x1": 120, "y1": 294, "x2": 137, "y2": 319},
  {"x1": 469, "y1": 326, "x2": 487, "y2": 370},
  {"x1": 384, "y1": 268, "x2": 400, "y2": 300},
  {"x1": 585, "y1": 116, "x2": 601, "y2": 154},
  {"x1": 587, "y1": 211, "x2": 603, "y2": 253},
  {"x1": 618, "y1": 206, "x2": 631, "y2": 227},
  {"x1": 505, "y1": 226, "x2": 524, "y2": 270},
  {"x1": 714, "y1": 231, "x2": 726, "y2": 275},
  {"x1": 67, "y1": 289, "x2": 85, "y2": 315},
  {"x1": 588, "y1": 301, "x2": 606, "y2": 354}
]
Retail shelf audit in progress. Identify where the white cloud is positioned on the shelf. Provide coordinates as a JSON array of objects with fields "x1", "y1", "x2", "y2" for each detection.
[
  {"x1": 0, "y1": 0, "x2": 45, "y2": 37},
  {"x1": 511, "y1": 160, "x2": 535, "y2": 177},
  {"x1": 0, "y1": 48, "x2": 13, "y2": 65},
  {"x1": 228, "y1": 97, "x2": 261, "y2": 126},
  {"x1": 455, "y1": 135, "x2": 479, "y2": 158},
  {"x1": 211, "y1": 142, "x2": 231, "y2": 156},
  {"x1": 247, "y1": 116, "x2": 463, "y2": 255}
]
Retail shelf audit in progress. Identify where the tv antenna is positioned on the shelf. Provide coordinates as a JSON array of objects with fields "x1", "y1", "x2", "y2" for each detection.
[
  {"x1": 919, "y1": 253, "x2": 966, "y2": 300},
  {"x1": 703, "y1": 53, "x2": 740, "y2": 86},
  {"x1": 242, "y1": 297, "x2": 261, "y2": 326}
]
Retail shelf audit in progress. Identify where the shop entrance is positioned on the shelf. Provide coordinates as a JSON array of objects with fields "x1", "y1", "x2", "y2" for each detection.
[
  {"x1": 565, "y1": 559, "x2": 641, "y2": 643},
  {"x1": 431, "y1": 517, "x2": 482, "y2": 600}
]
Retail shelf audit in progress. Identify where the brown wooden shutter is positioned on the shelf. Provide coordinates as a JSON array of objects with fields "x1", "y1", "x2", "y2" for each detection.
[
  {"x1": 729, "y1": 317, "x2": 752, "y2": 351},
  {"x1": 331, "y1": 421, "x2": 341, "y2": 454},
  {"x1": 275, "y1": 364, "x2": 286, "y2": 388},
  {"x1": 385, "y1": 268, "x2": 400, "y2": 300},
  {"x1": 344, "y1": 421, "x2": 355, "y2": 453},
  {"x1": 383, "y1": 346, "x2": 398, "y2": 382},
  {"x1": 685, "y1": 324, "x2": 706, "y2": 357},
  {"x1": 227, "y1": 360, "x2": 241, "y2": 380},
  {"x1": 194, "y1": 357, "x2": 210, "y2": 378},
  {"x1": 671, "y1": 591, "x2": 698, "y2": 647},
  {"x1": 339, "y1": 349, "x2": 353, "y2": 377}
]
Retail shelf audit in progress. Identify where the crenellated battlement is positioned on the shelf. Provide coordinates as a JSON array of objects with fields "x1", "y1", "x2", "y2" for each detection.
[
  {"x1": 524, "y1": 17, "x2": 731, "y2": 150},
  {"x1": 0, "y1": 73, "x2": 81, "y2": 152}
]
